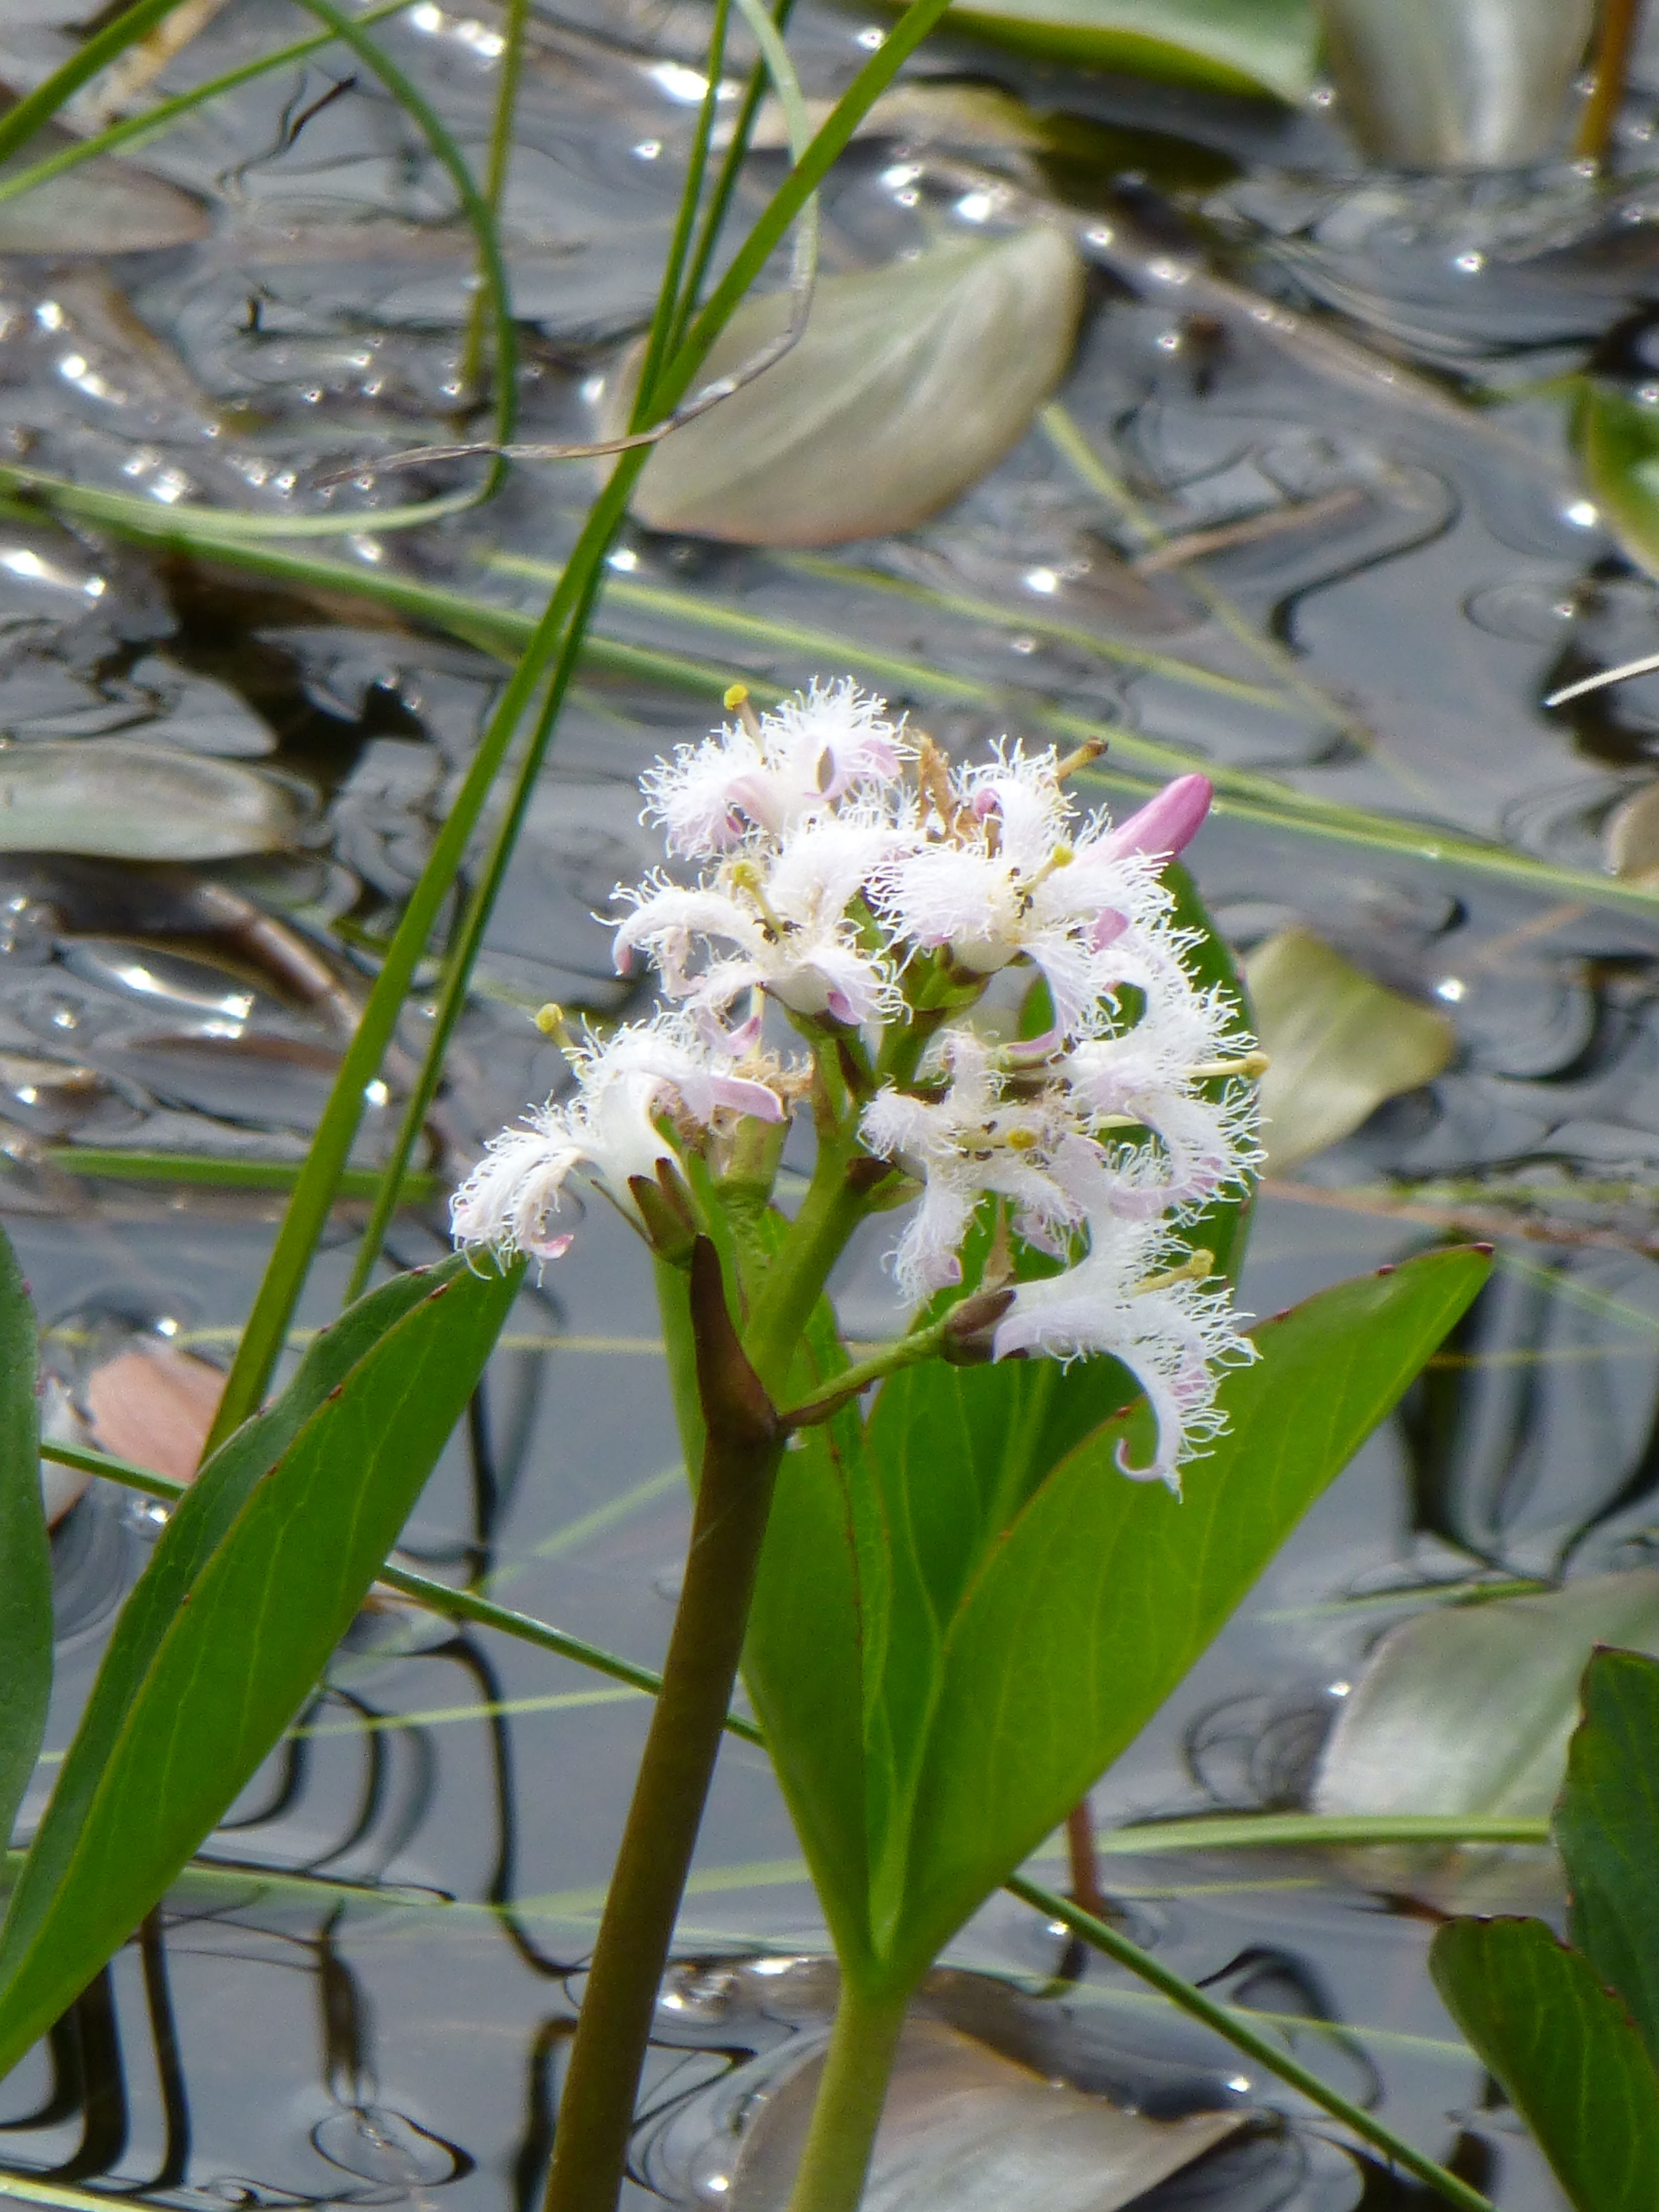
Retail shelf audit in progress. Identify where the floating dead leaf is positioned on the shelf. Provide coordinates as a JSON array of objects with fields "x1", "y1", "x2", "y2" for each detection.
[
  {"x1": 729, "y1": 2017, "x2": 1246, "y2": 2210},
  {"x1": 608, "y1": 227, "x2": 1084, "y2": 547},
  {"x1": 0, "y1": 158, "x2": 210, "y2": 256},
  {"x1": 84, "y1": 1343, "x2": 224, "y2": 1485},
  {"x1": 1315, "y1": 0, "x2": 1594, "y2": 169},
  {"x1": 739, "y1": 82, "x2": 1235, "y2": 187},
  {"x1": 1604, "y1": 783, "x2": 1659, "y2": 883},
  {"x1": 0, "y1": 740, "x2": 305, "y2": 861},
  {"x1": 1313, "y1": 1569, "x2": 1659, "y2": 1908},
  {"x1": 0, "y1": 94, "x2": 209, "y2": 255},
  {"x1": 1245, "y1": 927, "x2": 1455, "y2": 1172}
]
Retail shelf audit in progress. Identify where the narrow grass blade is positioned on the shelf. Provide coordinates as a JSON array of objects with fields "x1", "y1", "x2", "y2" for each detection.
[{"x1": 0, "y1": 1232, "x2": 47, "y2": 1851}]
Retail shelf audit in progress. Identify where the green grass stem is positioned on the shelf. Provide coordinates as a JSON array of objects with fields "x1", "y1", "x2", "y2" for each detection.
[
  {"x1": 457, "y1": 0, "x2": 528, "y2": 406},
  {"x1": 1007, "y1": 1876, "x2": 1495, "y2": 2212}
]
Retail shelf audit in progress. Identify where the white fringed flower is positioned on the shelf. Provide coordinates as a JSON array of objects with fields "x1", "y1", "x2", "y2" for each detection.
[
  {"x1": 451, "y1": 1016, "x2": 783, "y2": 1263},
  {"x1": 640, "y1": 678, "x2": 905, "y2": 857},
  {"x1": 862, "y1": 1032, "x2": 1124, "y2": 1299},
  {"x1": 1060, "y1": 986, "x2": 1262, "y2": 1213},
  {"x1": 991, "y1": 1224, "x2": 1256, "y2": 1494},
  {"x1": 612, "y1": 809, "x2": 901, "y2": 1037},
  {"x1": 457, "y1": 673, "x2": 1260, "y2": 1488},
  {"x1": 877, "y1": 751, "x2": 1213, "y2": 1036}
]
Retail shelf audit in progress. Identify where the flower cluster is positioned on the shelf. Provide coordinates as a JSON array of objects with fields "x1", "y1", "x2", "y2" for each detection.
[{"x1": 452, "y1": 678, "x2": 1262, "y2": 1489}]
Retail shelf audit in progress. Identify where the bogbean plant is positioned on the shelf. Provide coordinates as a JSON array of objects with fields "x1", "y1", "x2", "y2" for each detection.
[
  {"x1": 0, "y1": 6, "x2": 1497, "y2": 2211},
  {"x1": 451, "y1": 680, "x2": 1491, "y2": 2212}
]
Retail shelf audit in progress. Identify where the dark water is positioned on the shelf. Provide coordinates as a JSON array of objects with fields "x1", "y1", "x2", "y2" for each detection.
[{"x1": 8, "y1": 0, "x2": 1659, "y2": 2204}]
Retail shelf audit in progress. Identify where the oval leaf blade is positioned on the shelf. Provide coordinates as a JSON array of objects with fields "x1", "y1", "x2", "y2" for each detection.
[
  {"x1": 614, "y1": 228, "x2": 1084, "y2": 546},
  {"x1": 0, "y1": 1227, "x2": 47, "y2": 1851},
  {"x1": 0, "y1": 1261, "x2": 457, "y2": 1987},
  {"x1": 1431, "y1": 1916, "x2": 1659, "y2": 2212},
  {"x1": 886, "y1": 1246, "x2": 1490, "y2": 1981},
  {"x1": 0, "y1": 155, "x2": 209, "y2": 255},
  {"x1": 1558, "y1": 1648, "x2": 1659, "y2": 2070},
  {"x1": 0, "y1": 1256, "x2": 519, "y2": 2079}
]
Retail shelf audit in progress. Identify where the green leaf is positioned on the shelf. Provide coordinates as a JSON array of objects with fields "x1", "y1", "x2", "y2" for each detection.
[
  {"x1": 0, "y1": 1229, "x2": 47, "y2": 1851},
  {"x1": 0, "y1": 1254, "x2": 519, "y2": 2079},
  {"x1": 611, "y1": 228, "x2": 1084, "y2": 547},
  {"x1": 1431, "y1": 1916, "x2": 1659, "y2": 2212},
  {"x1": 1581, "y1": 382, "x2": 1659, "y2": 583},
  {"x1": 1558, "y1": 1649, "x2": 1659, "y2": 2071},
  {"x1": 855, "y1": 1357, "x2": 1138, "y2": 1946},
  {"x1": 887, "y1": 1246, "x2": 1488, "y2": 1983},
  {"x1": 1244, "y1": 927, "x2": 1455, "y2": 1172},
  {"x1": 931, "y1": 0, "x2": 1317, "y2": 103}
]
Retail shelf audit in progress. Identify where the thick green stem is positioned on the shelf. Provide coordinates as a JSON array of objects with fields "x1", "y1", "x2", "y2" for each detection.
[
  {"x1": 783, "y1": 1981, "x2": 910, "y2": 2212},
  {"x1": 741, "y1": 1150, "x2": 870, "y2": 1397},
  {"x1": 541, "y1": 1242, "x2": 783, "y2": 2212}
]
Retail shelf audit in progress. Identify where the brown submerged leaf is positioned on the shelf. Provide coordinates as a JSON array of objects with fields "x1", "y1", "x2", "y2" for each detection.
[
  {"x1": 729, "y1": 2017, "x2": 1245, "y2": 2210},
  {"x1": 85, "y1": 1344, "x2": 224, "y2": 1485},
  {"x1": 0, "y1": 100, "x2": 209, "y2": 255}
]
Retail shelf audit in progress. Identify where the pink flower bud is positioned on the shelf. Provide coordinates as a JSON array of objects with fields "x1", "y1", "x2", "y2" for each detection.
[{"x1": 1104, "y1": 774, "x2": 1213, "y2": 864}]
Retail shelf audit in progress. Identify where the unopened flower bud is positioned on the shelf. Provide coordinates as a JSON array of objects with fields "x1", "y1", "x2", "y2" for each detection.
[
  {"x1": 941, "y1": 1284, "x2": 1017, "y2": 1365},
  {"x1": 627, "y1": 1160, "x2": 699, "y2": 1265}
]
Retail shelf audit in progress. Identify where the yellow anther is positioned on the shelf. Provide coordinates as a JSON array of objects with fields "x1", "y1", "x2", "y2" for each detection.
[
  {"x1": 1005, "y1": 1126, "x2": 1040, "y2": 1151},
  {"x1": 723, "y1": 681, "x2": 763, "y2": 737},
  {"x1": 534, "y1": 1002, "x2": 566, "y2": 1037},
  {"x1": 1018, "y1": 842, "x2": 1075, "y2": 899},
  {"x1": 726, "y1": 858, "x2": 786, "y2": 936},
  {"x1": 1135, "y1": 1250, "x2": 1215, "y2": 1296}
]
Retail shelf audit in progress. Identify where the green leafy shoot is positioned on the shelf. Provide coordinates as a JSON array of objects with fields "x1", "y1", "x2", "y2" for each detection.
[{"x1": 748, "y1": 1245, "x2": 1492, "y2": 1993}]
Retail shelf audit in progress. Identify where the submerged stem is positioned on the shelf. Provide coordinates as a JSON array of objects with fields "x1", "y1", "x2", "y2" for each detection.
[
  {"x1": 1576, "y1": 0, "x2": 1642, "y2": 162},
  {"x1": 541, "y1": 1242, "x2": 783, "y2": 2212},
  {"x1": 782, "y1": 1981, "x2": 909, "y2": 2212}
]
